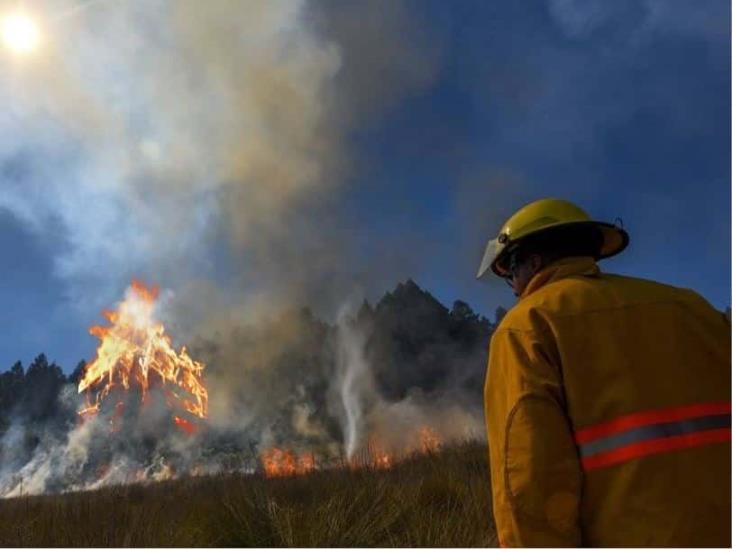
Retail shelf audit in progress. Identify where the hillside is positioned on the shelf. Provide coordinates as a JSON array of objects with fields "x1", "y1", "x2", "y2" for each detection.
[
  {"x1": 0, "y1": 442, "x2": 498, "y2": 547},
  {"x1": 0, "y1": 279, "x2": 500, "y2": 497}
]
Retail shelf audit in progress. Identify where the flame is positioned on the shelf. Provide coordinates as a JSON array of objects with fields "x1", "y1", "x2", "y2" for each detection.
[
  {"x1": 261, "y1": 448, "x2": 316, "y2": 477},
  {"x1": 372, "y1": 451, "x2": 392, "y2": 469},
  {"x1": 173, "y1": 416, "x2": 199, "y2": 436},
  {"x1": 368, "y1": 439, "x2": 393, "y2": 469},
  {"x1": 419, "y1": 426, "x2": 441, "y2": 453},
  {"x1": 255, "y1": 425, "x2": 445, "y2": 477},
  {"x1": 77, "y1": 280, "x2": 208, "y2": 432},
  {"x1": 364, "y1": 426, "x2": 443, "y2": 470}
]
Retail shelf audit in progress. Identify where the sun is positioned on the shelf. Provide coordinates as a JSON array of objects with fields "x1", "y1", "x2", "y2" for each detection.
[{"x1": 1, "y1": 13, "x2": 40, "y2": 54}]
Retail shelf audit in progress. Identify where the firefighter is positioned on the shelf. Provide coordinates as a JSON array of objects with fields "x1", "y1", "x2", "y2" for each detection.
[{"x1": 476, "y1": 198, "x2": 731, "y2": 547}]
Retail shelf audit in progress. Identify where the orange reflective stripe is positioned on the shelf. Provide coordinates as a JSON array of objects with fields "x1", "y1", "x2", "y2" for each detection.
[
  {"x1": 581, "y1": 428, "x2": 731, "y2": 471},
  {"x1": 574, "y1": 401, "x2": 732, "y2": 444}
]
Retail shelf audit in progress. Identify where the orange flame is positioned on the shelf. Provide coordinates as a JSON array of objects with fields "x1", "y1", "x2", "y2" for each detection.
[
  {"x1": 258, "y1": 426, "x2": 443, "y2": 476},
  {"x1": 419, "y1": 426, "x2": 441, "y2": 453},
  {"x1": 173, "y1": 416, "x2": 199, "y2": 436},
  {"x1": 261, "y1": 448, "x2": 316, "y2": 477},
  {"x1": 77, "y1": 280, "x2": 208, "y2": 432},
  {"x1": 372, "y1": 451, "x2": 392, "y2": 469},
  {"x1": 366, "y1": 426, "x2": 442, "y2": 470}
]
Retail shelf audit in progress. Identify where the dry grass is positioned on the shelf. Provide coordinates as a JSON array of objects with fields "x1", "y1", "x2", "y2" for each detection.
[{"x1": 0, "y1": 442, "x2": 497, "y2": 547}]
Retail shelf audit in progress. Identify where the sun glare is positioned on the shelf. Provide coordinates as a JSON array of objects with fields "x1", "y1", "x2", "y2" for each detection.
[{"x1": 1, "y1": 13, "x2": 40, "y2": 54}]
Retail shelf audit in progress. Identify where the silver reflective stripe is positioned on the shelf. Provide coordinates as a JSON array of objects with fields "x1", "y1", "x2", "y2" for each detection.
[{"x1": 578, "y1": 414, "x2": 731, "y2": 458}]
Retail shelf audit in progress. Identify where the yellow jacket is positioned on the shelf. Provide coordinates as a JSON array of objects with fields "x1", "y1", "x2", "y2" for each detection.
[{"x1": 484, "y1": 257, "x2": 731, "y2": 547}]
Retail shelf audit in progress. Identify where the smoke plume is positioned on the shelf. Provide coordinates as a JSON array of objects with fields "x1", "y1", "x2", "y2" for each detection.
[{"x1": 0, "y1": 0, "x2": 489, "y2": 496}]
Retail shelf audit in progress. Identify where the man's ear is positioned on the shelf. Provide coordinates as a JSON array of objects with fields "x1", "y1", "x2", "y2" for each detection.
[{"x1": 529, "y1": 254, "x2": 544, "y2": 274}]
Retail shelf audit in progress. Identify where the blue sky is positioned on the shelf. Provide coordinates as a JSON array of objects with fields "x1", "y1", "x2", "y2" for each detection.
[{"x1": 0, "y1": 0, "x2": 729, "y2": 371}]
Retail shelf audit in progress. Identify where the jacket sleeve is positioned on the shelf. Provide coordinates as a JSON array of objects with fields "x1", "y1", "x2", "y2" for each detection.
[{"x1": 484, "y1": 327, "x2": 582, "y2": 547}]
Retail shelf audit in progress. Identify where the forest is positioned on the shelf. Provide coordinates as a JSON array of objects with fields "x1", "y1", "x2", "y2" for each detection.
[{"x1": 0, "y1": 279, "x2": 506, "y2": 493}]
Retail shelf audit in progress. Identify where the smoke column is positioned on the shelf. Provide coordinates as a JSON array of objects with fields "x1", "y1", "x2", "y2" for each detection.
[
  {"x1": 0, "y1": 0, "x2": 345, "y2": 314},
  {"x1": 0, "y1": 1, "x2": 487, "y2": 497},
  {"x1": 336, "y1": 309, "x2": 371, "y2": 459}
]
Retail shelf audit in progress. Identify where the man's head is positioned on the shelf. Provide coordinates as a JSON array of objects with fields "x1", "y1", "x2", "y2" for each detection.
[
  {"x1": 503, "y1": 224, "x2": 604, "y2": 296},
  {"x1": 476, "y1": 198, "x2": 630, "y2": 296}
]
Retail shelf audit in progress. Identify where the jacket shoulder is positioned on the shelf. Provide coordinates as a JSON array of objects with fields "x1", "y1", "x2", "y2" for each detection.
[{"x1": 502, "y1": 272, "x2": 714, "y2": 330}]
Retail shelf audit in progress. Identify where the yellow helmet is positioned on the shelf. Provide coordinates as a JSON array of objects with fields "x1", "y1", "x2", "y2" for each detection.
[{"x1": 476, "y1": 198, "x2": 629, "y2": 279}]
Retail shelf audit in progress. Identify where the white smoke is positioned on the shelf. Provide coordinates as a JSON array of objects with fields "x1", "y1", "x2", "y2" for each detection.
[
  {"x1": 0, "y1": 0, "x2": 485, "y2": 497},
  {"x1": 335, "y1": 303, "x2": 484, "y2": 461},
  {"x1": 0, "y1": 298, "x2": 486, "y2": 498},
  {"x1": 0, "y1": 0, "x2": 343, "y2": 312},
  {"x1": 0, "y1": 408, "x2": 96, "y2": 497},
  {"x1": 0, "y1": 399, "x2": 220, "y2": 497},
  {"x1": 336, "y1": 308, "x2": 372, "y2": 459}
]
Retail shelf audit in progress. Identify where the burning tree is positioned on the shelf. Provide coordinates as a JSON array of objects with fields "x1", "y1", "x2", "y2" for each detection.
[
  {"x1": 77, "y1": 280, "x2": 208, "y2": 435},
  {"x1": 0, "y1": 278, "x2": 487, "y2": 496}
]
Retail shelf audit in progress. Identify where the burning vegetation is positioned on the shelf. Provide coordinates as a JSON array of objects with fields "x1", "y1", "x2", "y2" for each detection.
[
  {"x1": 68, "y1": 279, "x2": 451, "y2": 481},
  {"x1": 0, "y1": 278, "x2": 494, "y2": 497},
  {"x1": 260, "y1": 426, "x2": 444, "y2": 477},
  {"x1": 261, "y1": 448, "x2": 317, "y2": 477},
  {"x1": 0, "y1": 442, "x2": 498, "y2": 547},
  {"x1": 77, "y1": 280, "x2": 208, "y2": 434}
]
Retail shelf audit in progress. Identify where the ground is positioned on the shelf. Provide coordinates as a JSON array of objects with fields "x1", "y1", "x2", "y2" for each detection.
[{"x1": 0, "y1": 442, "x2": 497, "y2": 547}]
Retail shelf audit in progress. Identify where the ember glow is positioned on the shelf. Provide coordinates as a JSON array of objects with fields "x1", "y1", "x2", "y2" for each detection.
[
  {"x1": 261, "y1": 448, "x2": 316, "y2": 477},
  {"x1": 368, "y1": 427, "x2": 443, "y2": 470},
  {"x1": 419, "y1": 426, "x2": 441, "y2": 453},
  {"x1": 367, "y1": 438, "x2": 393, "y2": 470},
  {"x1": 77, "y1": 280, "x2": 208, "y2": 432},
  {"x1": 258, "y1": 426, "x2": 445, "y2": 478}
]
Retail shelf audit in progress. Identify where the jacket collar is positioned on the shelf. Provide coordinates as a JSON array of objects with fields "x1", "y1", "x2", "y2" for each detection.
[{"x1": 520, "y1": 256, "x2": 600, "y2": 299}]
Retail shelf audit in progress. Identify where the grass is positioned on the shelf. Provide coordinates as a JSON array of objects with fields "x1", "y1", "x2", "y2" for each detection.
[{"x1": 0, "y1": 442, "x2": 497, "y2": 547}]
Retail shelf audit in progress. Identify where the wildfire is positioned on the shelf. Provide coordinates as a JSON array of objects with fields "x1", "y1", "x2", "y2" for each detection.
[
  {"x1": 261, "y1": 448, "x2": 316, "y2": 477},
  {"x1": 364, "y1": 426, "x2": 443, "y2": 470},
  {"x1": 372, "y1": 451, "x2": 392, "y2": 469},
  {"x1": 419, "y1": 426, "x2": 441, "y2": 453},
  {"x1": 77, "y1": 280, "x2": 208, "y2": 432},
  {"x1": 259, "y1": 427, "x2": 447, "y2": 478}
]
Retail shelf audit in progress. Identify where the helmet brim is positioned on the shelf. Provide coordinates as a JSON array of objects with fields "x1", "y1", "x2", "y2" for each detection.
[{"x1": 595, "y1": 222, "x2": 630, "y2": 259}]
